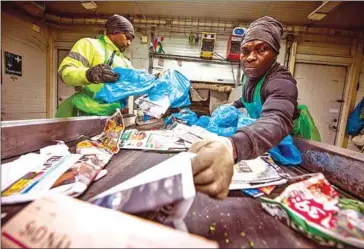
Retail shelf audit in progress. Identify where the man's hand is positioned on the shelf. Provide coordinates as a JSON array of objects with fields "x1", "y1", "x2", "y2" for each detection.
[
  {"x1": 188, "y1": 138, "x2": 235, "y2": 200},
  {"x1": 86, "y1": 64, "x2": 119, "y2": 83}
]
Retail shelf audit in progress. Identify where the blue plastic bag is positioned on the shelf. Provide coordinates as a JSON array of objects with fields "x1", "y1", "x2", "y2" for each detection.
[
  {"x1": 96, "y1": 68, "x2": 191, "y2": 109},
  {"x1": 347, "y1": 97, "x2": 364, "y2": 136},
  {"x1": 163, "y1": 106, "x2": 302, "y2": 165},
  {"x1": 195, "y1": 115, "x2": 210, "y2": 128},
  {"x1": 268, "y1": 135, "x2": 302, "y2": 166},
  {"x1": 149, "y1": 70, "x2": 191, "y2": 108},
  {"x1": 95, "y1": 68, "x2": 156, "y2": 103},
  {"x1": 203, "y1": 105, "x2": 240, "y2": 136},
  {"x1": 164, "y1": 108, "x2": 198, "y2": 126},
  {"x1": 209, "y1": 105, "x2": 240, "y2": 128}
]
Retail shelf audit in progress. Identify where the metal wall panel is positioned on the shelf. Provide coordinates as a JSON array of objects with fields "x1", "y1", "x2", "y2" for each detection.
[{"x1": 1, "y1": 12, "x2": 47, "y2": 121}]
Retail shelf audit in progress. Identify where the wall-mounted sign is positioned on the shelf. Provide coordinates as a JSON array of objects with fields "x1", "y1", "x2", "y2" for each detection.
[{"x1": 5, "y1": 52, "x2": 22, "y2": 76}]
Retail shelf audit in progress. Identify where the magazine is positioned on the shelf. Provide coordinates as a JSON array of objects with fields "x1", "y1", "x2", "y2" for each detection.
[
  {"x1": 119, "y1": 129, "x2": 187, "y2": 151},
  {"x1": 1, "y1": 194, "x2": 218, "y2": 248},
  {"x1": 229, "y1": 156, "x2": 287, "y2": 190},
  {"x1": 89, "y1": 152, "x2": 196, "y2": 231}
]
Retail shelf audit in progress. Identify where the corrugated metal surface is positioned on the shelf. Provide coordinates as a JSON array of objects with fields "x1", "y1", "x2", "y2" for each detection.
[
  {"x1": 296, "y1": 34, "x2": 353, "y2": 57},
  {"x1": 1, "y1": 12, "x2": 47, "y2": 121}
]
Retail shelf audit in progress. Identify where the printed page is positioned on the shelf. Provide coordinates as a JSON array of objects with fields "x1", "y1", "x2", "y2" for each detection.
[
  {"x1": 89, "y1": 152, "x2": 196, "y2": 230},
  {"x1": 135, "y1": 94, "x2": 170, "y2": 119},
  {"x1": 1, "y1": 154, "x2": 81, "y2": 204},
  {"x1": 2, "y1": 194, "x2": 218, "y2": 248}
]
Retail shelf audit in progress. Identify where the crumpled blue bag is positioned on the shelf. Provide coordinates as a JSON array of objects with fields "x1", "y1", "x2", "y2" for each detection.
[
  {"x1": 195, "y1": 115, "x2": 211, "y2": 127},
  {"x1": 268, "y1": 136, "x2": 302, "y2": 166},
  {"x1": 165, "y1": 105, "x2": 302, "y2": 166},
  {"x1": 95, "y1": 68, "x2": 156, "y2": 103},
  {"x1": 95, "y1": 68, "x2": 191, "y2": 108},
  {"x1": 205, "y1": 105, "x2": 240, "y2": 136},
  {"x1": 164, "y1": 108, "x2": 198, "y2": 126},
  {"x1": 148, "y1": 70, "x2": 191, "y2": 108},
  {"x1": 347, "y1": 97, "x2": 364, "y2": 136}
]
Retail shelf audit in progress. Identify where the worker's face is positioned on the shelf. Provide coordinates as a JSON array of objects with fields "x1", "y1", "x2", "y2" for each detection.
[
  {"x1": 110, "y1": 33, "x2": 133, "y2": 52},
  {"x1": 240, "y1": 40, "x2": 277, "y2": 78}
]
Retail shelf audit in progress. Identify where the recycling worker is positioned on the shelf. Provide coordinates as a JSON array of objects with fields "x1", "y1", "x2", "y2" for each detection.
[
  {"x1": 56, "y1": 14, "x2": 135, "y2": 117},
  {"x1": 189, "y1": 16, "x2": 321, "y2": 200}
]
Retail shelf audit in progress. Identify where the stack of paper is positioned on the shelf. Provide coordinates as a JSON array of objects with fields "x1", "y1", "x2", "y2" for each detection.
[{"x1": 229, "y1": 155, "x2": 288, "y2": 190}]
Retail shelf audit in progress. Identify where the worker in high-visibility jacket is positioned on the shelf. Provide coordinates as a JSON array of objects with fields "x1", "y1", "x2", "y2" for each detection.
[{"x1": 56, "y1": 14, "x2": 135, "y2": 117}]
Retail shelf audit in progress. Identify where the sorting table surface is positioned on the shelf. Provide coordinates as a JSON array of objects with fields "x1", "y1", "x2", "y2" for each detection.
[{"x1": 2, "y1": 149, "x2": 321, "y2": 248}]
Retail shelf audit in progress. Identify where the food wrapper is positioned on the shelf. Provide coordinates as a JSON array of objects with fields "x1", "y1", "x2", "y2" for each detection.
[{"x1": 261, "y1": 173, "x2": 364, "y2": 248}]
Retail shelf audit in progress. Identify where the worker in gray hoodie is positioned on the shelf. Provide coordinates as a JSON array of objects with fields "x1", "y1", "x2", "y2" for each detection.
[{"x1": 189, "y1": 16, "x2": 320, "y2": 200}]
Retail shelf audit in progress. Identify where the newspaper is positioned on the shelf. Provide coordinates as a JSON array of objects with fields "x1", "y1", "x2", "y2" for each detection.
[
  {"x1": 229, "y1": 155, "x2": 287, "y2": 190},
  {"x1": 1, "y1": 154, "x2": 110, "y2": 204},
  {"x1": 1, "y1": 194, "x2": 218, "y2": 248},
  {"x1": 1, "y1": 110, "x2": 125, "y2": 205},
  {"x1": 89, "y1": 152, "x2": 196, "y2": 231}
]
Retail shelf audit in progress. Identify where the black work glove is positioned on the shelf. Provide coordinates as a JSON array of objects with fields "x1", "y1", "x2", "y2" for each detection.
[{"x1": 86, "y1": 64, "x2": 119, "y2": 83}]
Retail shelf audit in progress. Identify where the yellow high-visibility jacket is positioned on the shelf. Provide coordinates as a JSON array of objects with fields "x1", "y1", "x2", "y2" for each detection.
[{"x1": 56, "y1": 35, "x2": 133, "y2": 118}]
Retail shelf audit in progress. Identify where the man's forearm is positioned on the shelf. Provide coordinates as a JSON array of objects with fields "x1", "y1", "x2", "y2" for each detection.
[{"x1": 230, "y1": 113, "x2": 293, "y2": 161}]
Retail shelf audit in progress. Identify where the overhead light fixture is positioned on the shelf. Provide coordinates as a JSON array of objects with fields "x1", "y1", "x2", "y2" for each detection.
[
  {"x1": 81, "y1": 1, "x2": 97, "y2": 10},
  {"x1": 308, "y1": 1, "x2": 342, "y2": 21}
]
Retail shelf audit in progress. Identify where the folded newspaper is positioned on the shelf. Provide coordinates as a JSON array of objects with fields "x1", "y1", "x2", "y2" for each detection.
[
  {"x1": 1, "y1": 194, "x2": 218, "y2": 248},
  {"x1": 229, "y1": 155, "x2": 289, "y2": 190},
  {"x1": 89, "y1": 152, "x2": 196, "y2": 231},
  {"x1": 1, "y1": 110, "x2": 125, "y2": 205},
  {"x1": 261, "y1": 173, "x2": 364, "y2": 248}
]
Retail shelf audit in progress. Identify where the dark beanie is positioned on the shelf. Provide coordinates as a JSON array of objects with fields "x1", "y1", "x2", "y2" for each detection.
[
  {"x1": 105, "y1": 14, "x2": 134, "y2": 37},
  {"x1": 241, "y1": 16, "x2": 283, "y2": 53}
]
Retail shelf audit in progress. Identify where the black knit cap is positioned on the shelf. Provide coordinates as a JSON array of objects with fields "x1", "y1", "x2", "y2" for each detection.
[
  {"x1": 105, "y1": 14, "x2": 135, "y2": 38},
  {"x1": 241, "y1": 16, "x2": 283, "y2": 53}
]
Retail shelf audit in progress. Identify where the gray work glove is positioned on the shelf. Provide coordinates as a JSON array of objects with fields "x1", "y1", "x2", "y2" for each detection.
[
  {"x1": 86, "y1": 64, "x2": 119, "y2": 83},
  {"x1": 189, "y1": 137, "x2": 235, "y2": 200}
]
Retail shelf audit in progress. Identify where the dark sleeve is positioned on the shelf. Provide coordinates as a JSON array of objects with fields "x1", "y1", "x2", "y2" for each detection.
[
  {"x1": 233, "y1": 99, "x2": 244, "y2": 109},
  {"x1": 230, "y1": 77, "x2": 298, "y2": 161}
]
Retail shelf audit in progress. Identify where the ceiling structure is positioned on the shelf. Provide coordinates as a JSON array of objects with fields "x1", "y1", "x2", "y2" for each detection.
[{"x1": 41, "y1": 1, "x2": 364, "y2": 30}]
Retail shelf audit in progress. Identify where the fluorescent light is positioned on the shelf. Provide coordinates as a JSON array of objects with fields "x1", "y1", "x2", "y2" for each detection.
[
  {"x1": 81, "y1": 1, "x2": 97, "y2": 10},
  {"x1": 308, "y1": 12, "x2": 327, "y2": 21},
  {"x1": 308, "y1": 1, "x2": 342, "y2": 21}
]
